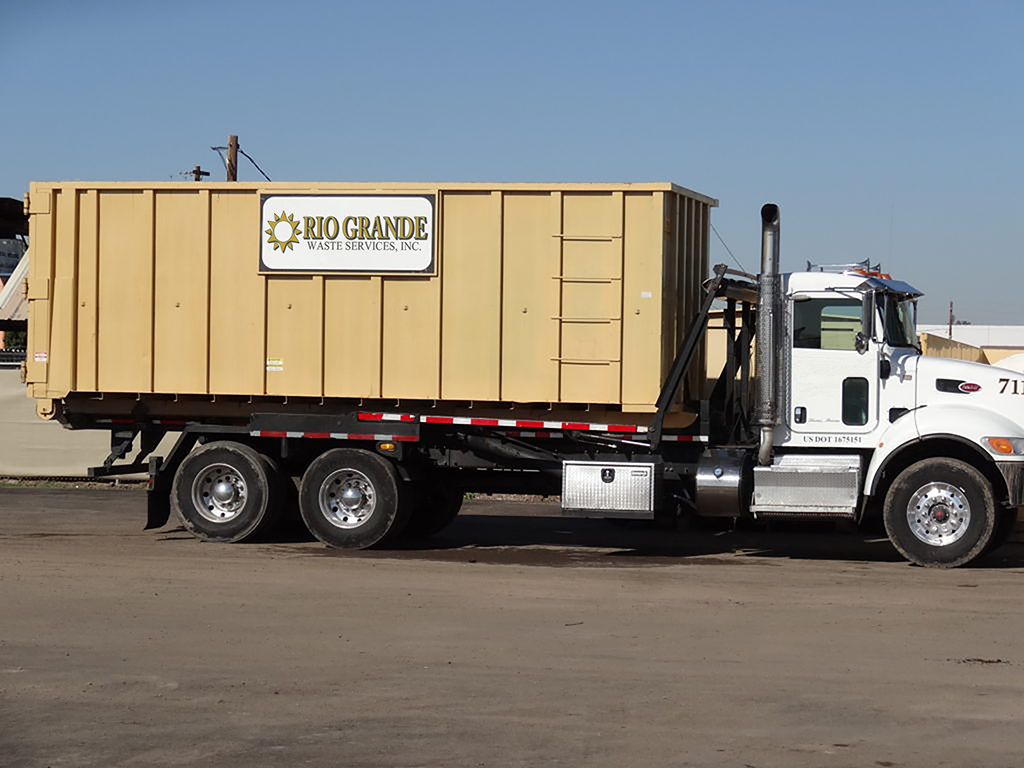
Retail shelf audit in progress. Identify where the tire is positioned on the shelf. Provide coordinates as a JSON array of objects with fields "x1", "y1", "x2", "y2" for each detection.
[
  {"x1": 883, "y1": 457, "x2": 997, "y2": 568},
  {"x1": 985, "y1": 508, "x2": 1019, "y2": 556},
  {"x1": 298, "y1": 448, "x2": 409, "y2": 549},
  {"x1": 171, "y1": 441, "x2": 280, "y2": 542},
  {"x1": 403, "y1": 476, "x2": 463, "y2": 539}
]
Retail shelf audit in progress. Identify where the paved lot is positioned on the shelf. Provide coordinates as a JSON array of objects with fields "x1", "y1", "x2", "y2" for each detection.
[
  {"x1": 3, "y1": 488, "x2": 1024, "y2": 767},
  {"x1": 0, "y1": 370, "x2": 154, "y2": 476}
]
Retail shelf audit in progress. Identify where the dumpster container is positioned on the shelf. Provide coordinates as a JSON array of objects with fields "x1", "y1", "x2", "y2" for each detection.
[{"x1": 25, "y1": 181, "x2": 715, "y2": 420}]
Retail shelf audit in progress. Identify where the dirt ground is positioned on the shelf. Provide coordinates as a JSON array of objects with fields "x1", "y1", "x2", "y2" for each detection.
[{"x1": 3, "y1": 489, "x2": 1024, "y2": 767}]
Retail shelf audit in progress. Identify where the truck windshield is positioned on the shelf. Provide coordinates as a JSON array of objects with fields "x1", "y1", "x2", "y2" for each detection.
[{"x1": 880, "y1": 294, "x2": 917, "y2": 348}]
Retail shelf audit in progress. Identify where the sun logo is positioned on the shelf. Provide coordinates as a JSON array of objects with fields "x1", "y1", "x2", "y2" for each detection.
[{"x1": 265, "y1": 211, "x2": 300, "y2": 252}]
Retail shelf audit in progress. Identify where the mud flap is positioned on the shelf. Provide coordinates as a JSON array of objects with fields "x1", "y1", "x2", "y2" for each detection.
[
  {"x1": 146, "y1": 459, "x2": 172, "y2": 530},
  {"x1": 144, "y1": 432, "x2": 199, "y2": 530}
]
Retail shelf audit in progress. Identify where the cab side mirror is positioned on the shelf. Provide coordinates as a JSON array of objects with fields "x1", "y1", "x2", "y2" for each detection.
[{"x1": 855, "y1": 331, "x2": 869, "y2": 354}]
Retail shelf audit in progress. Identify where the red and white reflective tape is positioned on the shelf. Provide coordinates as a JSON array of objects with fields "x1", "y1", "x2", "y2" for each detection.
[
  {"x1": 356, "y1": 412, "x2": 417, "y2": 423},
  {"x1": 474, "y1": 429, "x2": 705, "y2": 442},
  {"x1": 357, "y1": 411, "x2": 649, "y2": 434},
  {"x1": 357, "y1": 411, "x2": 702, "y2": 441},
  {"x1": 96, "y1": 415, "x2": 701, "y2": 443},
  {"x1": 249, "y1": 430, "x2": 418, "y2": 442}
]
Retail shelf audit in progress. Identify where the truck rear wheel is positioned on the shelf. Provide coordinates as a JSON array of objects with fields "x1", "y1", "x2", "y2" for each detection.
[
  {"x1": 298, "y1": 448, "x2": 409, "y2": 549},
  {"x1": 883, "y1": 457, "x2": 996, "y2": 568},
  {"x1": 171, "y1": 441, "x2": 281, "y2": 543},
  {"x1": 404, "y1": 477, "x2": 463, "y2": 539}
]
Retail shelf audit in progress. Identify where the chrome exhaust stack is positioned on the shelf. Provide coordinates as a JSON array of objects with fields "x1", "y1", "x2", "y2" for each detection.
[{"x1": 755, "y1": 203, "x2": 780, "y2": 466}]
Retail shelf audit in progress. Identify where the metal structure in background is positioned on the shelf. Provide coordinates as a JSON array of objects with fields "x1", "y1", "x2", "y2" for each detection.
[
  {"x1": 0, "y1": 197, "x2": 28, "y2": 241},
  {"x1": 0, "y1": 349, "x2": 26, "y2": 368},
  {"x1": 0, "y1": 197, "x2": 29, "y2": 342},
  {"x1": 0, "y1": 240, "x2": 24, "y2": 281},
  {"x1": 0, "y1": 247, "x2": 29, "y2": 333}
]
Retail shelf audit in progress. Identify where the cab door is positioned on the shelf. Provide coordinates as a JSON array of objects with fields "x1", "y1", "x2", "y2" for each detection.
[{"x1": 788, "y1": 293, "x2": 879, "y2": 436}]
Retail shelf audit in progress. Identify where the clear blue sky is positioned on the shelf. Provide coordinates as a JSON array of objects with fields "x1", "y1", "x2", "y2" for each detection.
[{"x1": 3, "y1": 0, "x2": 1021, "y2": 323}]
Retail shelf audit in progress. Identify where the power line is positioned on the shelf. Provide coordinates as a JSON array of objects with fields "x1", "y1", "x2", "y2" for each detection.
[
  {"x1": 210, "y1": 146, "x2": 229, "y2": 172},
  {"x1": 711, "y1": 223, "x2": 747, "y2": 274},
  {"x1": 238, "y1": 147, "x2": 272, "y2": 182}
]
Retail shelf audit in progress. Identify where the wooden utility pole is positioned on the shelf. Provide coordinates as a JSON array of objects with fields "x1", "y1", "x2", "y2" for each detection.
[
  {"x1": 948, "y1": 301, "x2": 954, "y2": 339},
  {"x1": 190, "y1": 165, "x2": 210, "y2": 182},
  {"x1": 227, "y1": 135, "x2": 239, "y2": 182}
]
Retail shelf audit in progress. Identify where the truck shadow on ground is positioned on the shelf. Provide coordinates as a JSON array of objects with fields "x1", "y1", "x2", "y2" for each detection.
[
  {"x1": 380, "y1": 514, "x2": 903, "y2": 567},
  {"x1": 302, "y1": 512, "x2": 1024, "y2": 570}
]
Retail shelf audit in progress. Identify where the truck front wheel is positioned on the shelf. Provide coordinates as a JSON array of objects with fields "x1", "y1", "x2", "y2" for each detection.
[
  {"x1": 171, "y1": 441, "x2": 281, "y2": 542},
  {"x1": 298, "y1": 448, "x2": 409, "y2": 549},
  {"x1": 883, "y1": 457, "x2": 996, "y2": 568}
]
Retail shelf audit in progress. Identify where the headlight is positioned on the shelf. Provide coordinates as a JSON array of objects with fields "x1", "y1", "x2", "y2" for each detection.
[{"x1": 982, "y1": 437, "x2": 1024, "y2": 456}]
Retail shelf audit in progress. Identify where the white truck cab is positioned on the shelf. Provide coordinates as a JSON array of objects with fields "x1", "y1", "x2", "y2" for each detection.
[
  {"x1": 752, "y1": 256, "x2": 1024, "y2": 566},
  {"x1": 780, "y1": 268, "x2": 920, "y2": 449}
]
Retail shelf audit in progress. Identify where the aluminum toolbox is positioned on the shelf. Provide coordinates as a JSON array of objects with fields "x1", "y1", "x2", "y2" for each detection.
[{"x1": 561, "y1": 461, "x2": 656, "y2": 518}]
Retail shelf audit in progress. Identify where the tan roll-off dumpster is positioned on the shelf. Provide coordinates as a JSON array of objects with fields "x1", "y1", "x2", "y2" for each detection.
[{"x1": 25, "y1": 182, "x2": 715, "y2": 417}]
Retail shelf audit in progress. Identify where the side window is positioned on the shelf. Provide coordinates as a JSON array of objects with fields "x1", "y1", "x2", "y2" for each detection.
[
  {"x1": 793, "y1": 298, "x2": 863, "y2": 351},
  {"x1": 842, "y1": 377, "x2": 869, "y2": 425}
]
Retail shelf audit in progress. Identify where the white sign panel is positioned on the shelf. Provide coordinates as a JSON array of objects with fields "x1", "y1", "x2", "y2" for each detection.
[{"x1": 260, "y1": 194, "x2": 435, "y2": 274}]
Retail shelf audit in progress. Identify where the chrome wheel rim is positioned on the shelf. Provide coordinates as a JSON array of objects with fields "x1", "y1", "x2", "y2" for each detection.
[
  {"x1": 319, "y1": 468, "x2": 376, "y2": 529},
  {"x1": 907, "y1": 481, "x2": 971, "y2": 547},
  {"x1": 192, "y1": 463, "x2": 248, "y2": 523}
]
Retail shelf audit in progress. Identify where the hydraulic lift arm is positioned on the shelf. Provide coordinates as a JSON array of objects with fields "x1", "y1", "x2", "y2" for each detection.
[{"x1": 648, "y1": 264, "x2": 758, "y2": 450}]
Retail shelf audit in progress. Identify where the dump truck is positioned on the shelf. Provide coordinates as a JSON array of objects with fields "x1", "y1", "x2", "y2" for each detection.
[{"x1": 20, "y1": 181, "x2": 1024, "y2": 567}]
